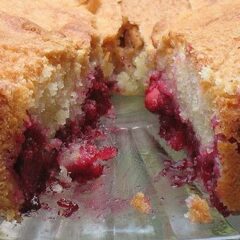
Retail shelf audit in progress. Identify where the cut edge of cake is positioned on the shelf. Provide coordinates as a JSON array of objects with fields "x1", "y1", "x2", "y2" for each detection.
[
  {"x1": 0, "y1": 11, "x2": 96, "y2": 220},
  {"x1": 146, "y1": 1, "x2": 240, "y2": 213}
]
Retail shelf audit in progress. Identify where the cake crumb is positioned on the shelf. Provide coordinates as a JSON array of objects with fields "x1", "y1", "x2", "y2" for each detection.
[
  {"x1": 51, "y1": 183, "x2": 63, "y2": 193},
  {"x1": 130, "y1": 192, "x2": 151, "y2": 214},
  {"x1": 58, "y1": 166, "x2": 72, "y2": 184},
  {"x1": 184, "y1": 194, "x2": 212, "y2": 224}
]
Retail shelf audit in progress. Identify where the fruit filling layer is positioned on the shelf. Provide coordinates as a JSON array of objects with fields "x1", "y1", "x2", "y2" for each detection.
[
  {"x1": 145, "y1": 71, "x2": 229, "y2": 216},
  {"x1": 14, "y1": 67, "x2": 117, "y2": 213}
]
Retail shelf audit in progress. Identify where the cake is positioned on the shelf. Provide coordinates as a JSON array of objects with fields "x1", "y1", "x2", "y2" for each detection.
[
  {"x1": 94, "y1": 0, "x2": 214, "y2": 95},
  {"x1": 145, "y1": 1, "x2": 240, "y2": 215},
  {"x1": 0, "y1": 6, "x2": 112, "y2": 220},
  {"x1": 0, "y1": 0, "x2": 239, "y2": 220},
  {"x1": 0, "y1": 0, "x2": 204, "y2": 220}
]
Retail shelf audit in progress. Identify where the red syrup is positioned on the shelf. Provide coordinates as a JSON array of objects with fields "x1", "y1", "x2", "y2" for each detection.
[
  {"x1": 58, "y1": 142, "x2": 117, "y2": 180},
  {"x1": 14, "y1": 67, "x2": 117, "y2": 214},
  {"x1": 14, "y1": 120, "x2": 61, "y2": 212},
  {"x1": 145, "y1": 71, "x2": 229, "y2": 216},
  {"x1": 55, "y1": 67, "x2": 112, "y2": 144},
  {"x1": 57, "y1": 198, "x2": 79, "y2": 217}
]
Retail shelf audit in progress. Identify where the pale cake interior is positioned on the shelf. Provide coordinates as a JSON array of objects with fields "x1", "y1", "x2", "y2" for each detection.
[
  {"x1": 29, "y1": 54, "x2": 87, "y2": 136},
  {"x1": 155, "y1": 48, "x2": 215, "y2": 151}
]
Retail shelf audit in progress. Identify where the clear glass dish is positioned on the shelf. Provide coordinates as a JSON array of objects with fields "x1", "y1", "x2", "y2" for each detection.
[{"x1": 0, "y1": 96, "x2": 240, "y2": 240}]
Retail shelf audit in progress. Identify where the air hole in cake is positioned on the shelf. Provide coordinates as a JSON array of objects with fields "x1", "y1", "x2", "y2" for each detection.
[
  {"x1": 13, "y1": 67, "x2": 117, "y2": 213},
  {"x1": 228, "y1": 137, "x2": 240, "y2": 153},
  {"x1": 145, "y1": 71, "x2": 229, "y2": 216},
  {"x1": 102, "y1": 20, "x2": 144, "y2": 73}
]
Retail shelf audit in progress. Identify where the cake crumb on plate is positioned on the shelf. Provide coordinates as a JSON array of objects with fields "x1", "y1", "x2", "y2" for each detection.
[
  {"x1": 184, "y1": 194, "x2": 212, "y2": 224},
  {"x1": 130, "y1": 192, "x2": 151, "y2": 214}
]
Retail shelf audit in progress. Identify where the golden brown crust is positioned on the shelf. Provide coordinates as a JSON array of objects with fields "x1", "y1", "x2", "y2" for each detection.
[
  {"x1": 0, "y1": 0, "x2": 96, "y2": 49},
  {"x1": 94, "y1": 0, "x2": 212, "y2": 62},
  {"x1": 121, "y1": 0, "x2": 214, "y2": 49},
  {"x1": 0, "y1": 161, "x2": 22, "y2": 220},
  {"x1": 83, "y1": 0, "x2": 213, "y2": 47},
  {"x1": 154, "y1": 2, "x2": 240, "y2": 211},
  {"x1": 154, "y1": 1, "x2": 240, "y2": 95},
  {"x1": 216, "y1": 141, "x2": 240, "y2": 211},
  {"x1": 94, "y1": 0, "x2": 123, "y2": 42},
  {"x1": 214, "y1": 95, "x2": 240, "y2": 211},
  {"x1": 121, "y1": 0, "x2": 184, "y2": 49}
]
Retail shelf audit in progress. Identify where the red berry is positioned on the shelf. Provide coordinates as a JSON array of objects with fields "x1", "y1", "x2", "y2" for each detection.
[{"x1": 169, "y1": 131, "x2": 185, "y2": 151}]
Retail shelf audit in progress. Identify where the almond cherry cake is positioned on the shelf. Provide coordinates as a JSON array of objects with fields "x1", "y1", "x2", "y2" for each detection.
[{"x1": 0, "y1": 0, "x2": 240, "y2": 220}]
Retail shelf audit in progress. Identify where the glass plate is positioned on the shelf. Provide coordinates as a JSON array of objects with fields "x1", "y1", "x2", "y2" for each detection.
[{"x1": 0, "y1": 96, "x2": 240, "y2": 240}]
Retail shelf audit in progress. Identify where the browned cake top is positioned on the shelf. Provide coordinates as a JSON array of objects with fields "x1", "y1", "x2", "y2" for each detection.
[
  {"x1": 121, "y1": 0, "x2": 215, "y2": 49},
  {"x1": 94, "y1": 0, "x2": 122, "y2": 41},
  {"x1": 154, "y1": 1, "x2": 240, "y2": 96},
  {"x1": 0, "y1": 12, "x2": 84, "y2": 85},
  {"x1": 0, "y1": 0, "x2": 96, "y2": 49}
]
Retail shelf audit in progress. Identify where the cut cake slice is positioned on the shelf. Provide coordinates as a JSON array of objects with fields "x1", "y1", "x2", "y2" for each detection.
[
  {"x1": 145, "y1": 1, "x2": 240, "y2": 214},
  {"x1": 0, "y1": 11, "x2": 101, "y2": 219}
]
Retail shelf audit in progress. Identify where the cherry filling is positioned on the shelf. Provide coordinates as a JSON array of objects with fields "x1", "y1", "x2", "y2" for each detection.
[
  {"x1": 55, "y1": 67, "x2": 113, "y2": 145},
  {"x1": 58, "y1": 143, "x2": 117, "y2": 181},
  {"x1": 57, "y1": 198, "x2": 79, "y2": 217},
  {"x1": 14, "y1": 67, "x2": 117, "y2": 213},
  {"x1": 14, "y1": 121, "x2": 60, "y2": 212},
  {"x1": 145, "y1": 71, "x2": 229, "y2": 216}
]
